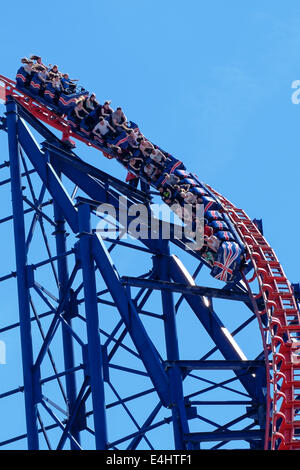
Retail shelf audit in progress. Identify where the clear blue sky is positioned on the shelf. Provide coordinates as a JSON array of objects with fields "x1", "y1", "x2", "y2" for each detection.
[{"x1": 0, "y1": 0, "x2": 299, "y2": 450}]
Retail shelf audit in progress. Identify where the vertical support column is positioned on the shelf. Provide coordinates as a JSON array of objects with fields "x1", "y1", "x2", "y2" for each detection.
[
  {"x1": 77, "y1": 202, "x2": 108, "y2": 449},
  {"x1": 6, "y1": 98, "x2": 39, "y2": 449},
  {"x1": 156, "y1": 240, "x2": 190, "y2": 450},
  {"x1": 52, "y1": 171, "x2": 80, "y2": 449}
]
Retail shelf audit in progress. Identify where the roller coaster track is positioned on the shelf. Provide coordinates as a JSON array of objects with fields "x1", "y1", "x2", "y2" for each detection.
[
  {"x1": 208, "y1": 186, "x2": 300, "y2": 450},
  {"x1": 0, "y1": 73, "x2": 299, "y2": 450},
  {"x1": 0, "y1": 75, "x2": 114, "y2": 158}
]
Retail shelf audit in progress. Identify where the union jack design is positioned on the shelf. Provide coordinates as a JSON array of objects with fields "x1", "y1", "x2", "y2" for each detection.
[
  {"x1": 176, "y1": 169, "x2": 189, "y2": 178},
  {"x1": 211, "y1": 241, "x2": 242, "y2": 282},
  {"x1": 160, "y1": 160, "x2": 183, "y2": 186},
  {"x1": 215, "y1": 231, "x2": 234, "y2": 241},
  {"x1": 202, "y1": 196, "x2": 222, "y2": 213},
  {"x1": 191, "y1": 186, "x2": 207, "y2": 196},
  {"x1": 126, "y1": 172, "x2": 137, "y2": 182},
  {"x1": 210, "y1": 220, "x2": 229, "y2": 231},
  {"x1": 170, "y1": 160, "x2": 183, "y2": 174},
  {"x1": 205, "y1": 210, "x2": 222, "y2": 221},
  {"x1": 182, "y1": 177, "x2": 197, "y2": 186}
]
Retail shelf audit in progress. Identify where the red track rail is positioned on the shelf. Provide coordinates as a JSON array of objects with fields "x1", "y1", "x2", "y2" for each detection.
[
  {"x1": 208, "y1": 184, "x2": 300, "y2": 450},
  {"x1": 0, "y1": 75, "x2": 114, "y2": 159},
  {"x1": 1, "y1": 73, "x2": 299, "y2": 449}
]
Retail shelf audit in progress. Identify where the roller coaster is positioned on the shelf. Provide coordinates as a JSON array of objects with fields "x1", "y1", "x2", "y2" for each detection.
[{"x1": 0, "y1": 61, "x2": 299, "y2": 450}]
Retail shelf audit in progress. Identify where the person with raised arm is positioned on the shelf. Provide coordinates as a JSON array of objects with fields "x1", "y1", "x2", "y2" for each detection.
[
  {"x1": 29, "y1": 55, "x2": 48, "y2": 71},
  {"x1": 61, "y1": 73, "x2": 77, "y2": 95}
]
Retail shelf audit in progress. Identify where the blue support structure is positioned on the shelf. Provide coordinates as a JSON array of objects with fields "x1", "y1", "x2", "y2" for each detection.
[
  {"x1": 155, "y1": 241, "x2": 190, "y2": 449},
  {"x1": 168, "y1": 256, "x2": 264, "y2": 402},
  {"x1": 0, "y1": 99, "x2": 269, "y2": 450},
  {"x1": 77, "y1": 202, "x2": 108, "y2": 450},
  {"x1": 52, "y1": 163, "x2": 80, "y2": 449},
  {"x1": 6, "y1": 98, "x2": 39, "y2": 449}
]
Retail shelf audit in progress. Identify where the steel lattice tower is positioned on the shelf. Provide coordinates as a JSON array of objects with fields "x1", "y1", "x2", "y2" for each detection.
[{"x1": 0, "y1": 93, "x2": 299, "y2": 450}]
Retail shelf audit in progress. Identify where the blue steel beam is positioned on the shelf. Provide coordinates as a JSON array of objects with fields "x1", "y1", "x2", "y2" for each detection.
[
  {"x1": 169, "y1": 255, "x2": 265, "y2": 401},
  {"x1": 52, "y1": 161, "x2": 80, "y2": 449},
  {"x1": 164, "y1": 360, "x2": 265, "y2": 370},
  {"x1": 156, "y1": 241, "x2": 190, "y2": 450},
  {"x1": 108, "y1": 415, "x2": 173, "y2": 449},
  {"x1": 0, "y1": 169, "x2": 36, "y2": 187},
  {"x1": 185, "y1": 429, "x2": 264, "y2": 443},
  {"x1": 77, "y1": 203, "x2": 108, "y2": 450},
  {"x1": 0, "y1": 200, "x2": 52, "y2": 225},
  {"x1": 29, "y1": 298, "x2": 69, "y2": 410},
  {"x1": 91, "y1": 231, "x2": 170, "y2": 407},
  {"x1": 33, "y1": 263, "x2": 79, "y2": 372},
  {"x1": 6, "y1": 98, "x2": 39, "y2": 449},
  {"x1": 45, "y1": 143, "x2": 147, "y2": 204},
  {"x1": 17, "y1": 119, "x2": 79, "y2": 232},
  {"x1": 128, "y1": 402, "x2": 163, "y2": 450},
  {"x1": 121, "y1": 276, "x2": 253, "y2": 302},
  {"x1": 56, "y1": 377, "x2": 89, "y2": 450}
]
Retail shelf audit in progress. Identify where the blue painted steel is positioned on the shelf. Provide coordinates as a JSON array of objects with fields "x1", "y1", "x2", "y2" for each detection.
[
  {"x1": 91, "y1": 232, "x2": 170, "y2": 407},
  {"x1": 122, "y1": 276, "x2": 253, "y2": 302},
  {"x1": 17, "y1": 119, "x2": 79, "y2": 232},
  {"x1": 156, "y1": 241, "x2": 191, "y2": 450},
  {"x1": 0, "y1": 98, "x2": 267, "y2": 449},
  {"x1": 6, "y1": 98, "x2": 39, "y2": 449},
  {"x1": 169, "y1": 255, "x2": 265, "y2": 402},
  {"x1": 77, "y1": 203, "x2": 108, "y2": 450},
  {"x1": 32, "y1": 264, "x2": 79, "y2": 371},
  {"x1": 52, "y1": 162, "x2": 80, "y2": 449}
]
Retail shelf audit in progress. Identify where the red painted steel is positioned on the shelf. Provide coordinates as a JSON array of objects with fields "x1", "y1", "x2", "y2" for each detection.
[
  {"x1": 0, "y1": 75, "x2": 114, "y2": 159},
  {"x1": 207, "y1": 184, "x2": 300, "y2": 450}
]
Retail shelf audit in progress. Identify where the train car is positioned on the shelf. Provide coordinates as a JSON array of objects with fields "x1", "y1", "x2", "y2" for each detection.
[
  {"x1": 15, "y1": 64, "x2": 245, "y2": 283},
  {"x1": 211, "y1": 241, "x2": 243, "y2": 282},
  {"x1": 16, "y1": 67, "x2": 88, "y2": 113}
]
